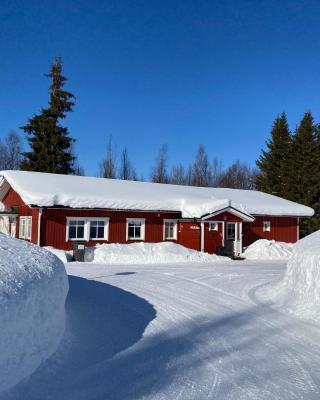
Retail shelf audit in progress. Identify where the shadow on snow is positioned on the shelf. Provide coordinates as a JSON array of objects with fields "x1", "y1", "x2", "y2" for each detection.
[{"x1": 3, "y1": 275, "x2": 316, "y2": 400}]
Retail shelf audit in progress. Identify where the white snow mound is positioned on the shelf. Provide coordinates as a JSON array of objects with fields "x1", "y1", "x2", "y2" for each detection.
[
  {"x1": 0, "y1": 234, "x2": 69, "y2": 393},
  {"x1": 44, "y1": 246, "x2": 69, "y2": 263},
  {"x1": 267, "y1": 230, "x2": 320, "y2": 322},
  {"x1": 86, "y1": 242, "x2": 231, "y2": 264},
  {"x1": 243, "y1": 239, "x2": 294, "y2": 260}
]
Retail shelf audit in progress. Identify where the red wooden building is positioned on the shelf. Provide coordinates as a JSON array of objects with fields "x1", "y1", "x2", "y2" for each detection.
[{"x1": 0, "y1": 170, "x2": 314, "y2": 257}]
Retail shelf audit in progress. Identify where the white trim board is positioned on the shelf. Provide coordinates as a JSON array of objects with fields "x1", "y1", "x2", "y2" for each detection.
[{"x1": 201, "y1": 207, "x2": 254, "y2": 222}]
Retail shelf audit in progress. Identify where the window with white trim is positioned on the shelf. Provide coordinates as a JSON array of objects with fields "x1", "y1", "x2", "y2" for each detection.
[
  {"x1": 19, "y1": 216, "x2": 32, "y2": 240},
  {"x1": 163, "y1": 220, "x2": 177, "y2": 240},
  {"x1": 209, "y1": 222, "x2": 219, "y2": 231},
  {"x1": 127, "y1": 218, "x2": 145, "y2": 240},
  {"x1": 90, "y1": 220, "x2": 107, "y2": 240},
  {"x1": 263, "y1": 221, "x2": 271, "y2": 232},
  {"x1": 68, "y1": 220, "x2": 86, "y2": 240},
  {"x1": 67, "y1": 217, "x2": 109, "y2": 241}
]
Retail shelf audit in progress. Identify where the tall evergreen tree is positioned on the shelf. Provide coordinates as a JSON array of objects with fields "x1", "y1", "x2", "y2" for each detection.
[
  {"x1": 255, "y1": 113, "x2": 292, "y2": 197},
  {"x1": 289, "y1": 112, "x2": 319, "y2": 236},
  {"x1": 21, "y1": 57, "x2": 76, "y2": 174}
]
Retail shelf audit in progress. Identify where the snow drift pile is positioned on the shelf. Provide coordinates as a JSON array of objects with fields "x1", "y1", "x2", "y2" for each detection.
[
  {"x1": 0, "y1": 234, "x2": 69, "y2": 393},
  {"x1": 44, "y1": 246, "x2": 70, "y2": 263},
  {"x1": 86, "y1": 242, "x2": 230, "y2": 264},
  {"x1": 266, "y1": 230, "x2": 320, "y2": 322},
  {"x1": 243, "y1": 239, "x2": 294, "y2": 260}
]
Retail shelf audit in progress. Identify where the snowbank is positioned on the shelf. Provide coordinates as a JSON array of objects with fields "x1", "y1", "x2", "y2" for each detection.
[
  {"x1": 243, "y1": 239, "x2": 294, "y2": 260},
  {"x1": 85, "y1": 242, "x2": 230, "y2": 264},
  {"x1": 266, "y1": 230, "x2": 320, "y2": 322},
  {"x1": 44, "y1": 246, "x2": 70, "y2": 263},
  {"x1": 0, "y1": 234, "x2": 69, "y2": 393}
]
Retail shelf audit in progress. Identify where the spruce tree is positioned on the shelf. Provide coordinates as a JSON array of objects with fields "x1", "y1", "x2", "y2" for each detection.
[
  {"x1": 290, "y1": 112, "x2": 319, "y2": 236},
  {"x1": 21, "y1": 57, "x2": 76, "y2": 174},
  {"x1": 255, "y1": 113, "x2": 292, "y2": 198},
  {"x1": 313, "y1": 122, "x2": 320, "y2": 232}
]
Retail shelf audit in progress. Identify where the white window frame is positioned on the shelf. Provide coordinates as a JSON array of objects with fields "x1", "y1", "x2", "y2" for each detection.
[
  {"x1": 208, "y1": 222, "x2": 219, "y2": 231},
  {"x1": 66, "y1": 217, "x2": 109, "y2": 241},
  {"x1": 263, "y1": 221, "x2": 271, "y2": 232},
  {"x1": 126, "y1": 218, "x2": 145, "y2": 241},
  {"x1": 163, "y1": 219, "x2": 177, "y2": 240},
  {"x1": 19, "y1": 216, "x2": 32, "y2": 240},
  {"x1": 89, "y1": 218, "x2": 109, "y2": 241}
]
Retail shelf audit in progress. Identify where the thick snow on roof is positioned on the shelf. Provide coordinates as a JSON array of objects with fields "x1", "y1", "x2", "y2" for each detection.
[{"x1": 0, "y1": 170, "x2": 314, "y2": 218}]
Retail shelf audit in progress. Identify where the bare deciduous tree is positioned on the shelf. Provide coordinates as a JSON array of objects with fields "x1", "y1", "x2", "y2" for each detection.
[
  {"x1": 170, "y1": 163, "x2": 187, "y2": 185},
  {"x1": 99, "y1": 138, "x2": 117, "y2": 179},
  {"x1": 217, "y1": 160, "x2": 256, "y2": 189},
  {"x1": 0, "y1": 131, "x2": 23, "y2": 170},
  {"x1": 210, "y1": 158, "x2": 223, "y2": 187},
  {"x1": 191, "y1": 145, "x2": 211, "y2": 187},
  {"x1": 151, "y1": 144, "x2": 169, "y2": 183},
  {"x1": 118, "y1": 147, "x2": 137, "y2": 180},
  {"x1": 73, "y1": 164, "x2": 85, "y2": 176}
]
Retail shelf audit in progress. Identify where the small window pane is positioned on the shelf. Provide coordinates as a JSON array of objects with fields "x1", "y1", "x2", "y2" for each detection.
[
  {"x1": 69, "y1": 226, "x2": 77, "y2": 239},
  {"x1": 227, "y1": 223, "x2": 235, "y2": 240},
  {"x1": 77, "y1": 226, "x2": 84, "y2": 238},
  {"x1": 135, "y1": 226, "x2": 141, "y2": 237}
]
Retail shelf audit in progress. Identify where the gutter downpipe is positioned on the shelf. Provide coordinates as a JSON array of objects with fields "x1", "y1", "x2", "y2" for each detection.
[
  {"x1": 200, "y1": 221, "x2": 204, "y2": 252},
  {"x1": 37, "y1": 207, "x2": 43, "y2": 246}
]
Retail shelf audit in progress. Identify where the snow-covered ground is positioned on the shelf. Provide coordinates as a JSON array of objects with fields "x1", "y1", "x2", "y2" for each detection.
[
  {"x1": 2, "y1": 258, "x2": 320, "y2": 400},
  {"x1": 0, "y1": 234, "x2": 68, "y2": 394},
  {"x1": 85, "y1": 242, "x2": 230, "y2": 264},
  {"x1": 262, "y1": 230, "x2": 320, "y2": 322},
  {"x1": 243, "y1": 239, "x2": 294, "y2": 260}
]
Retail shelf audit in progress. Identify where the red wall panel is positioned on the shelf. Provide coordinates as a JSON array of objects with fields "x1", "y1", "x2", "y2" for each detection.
[
  {"x1": 243, "y1": 216, "x2": 298, "y2": 246},
  {"x1": 2, "y1": 188, "x2": 39, "y2": 243},
  {"x1": 178, "y1": 221, "x2": 201, "y2": 251},
  {"x1": 203, "y1": 222, "x2": 223, "y2": 254},
  {"x1": 42, "y1": 208, "x2": 180, "y2": 250}
]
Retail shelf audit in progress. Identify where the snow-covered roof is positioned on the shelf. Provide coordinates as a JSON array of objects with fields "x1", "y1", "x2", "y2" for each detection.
[
  {"x1": 0, "y1": 170, "x2": 314, "y2": 218},
  {"x1": 0, "y1": 201, "x2": 12, "y2": 214}
]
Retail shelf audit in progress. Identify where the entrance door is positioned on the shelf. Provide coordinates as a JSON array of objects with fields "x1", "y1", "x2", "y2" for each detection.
[{"x1": 226, "y1": 222, "x2": 242, "y2": 256}]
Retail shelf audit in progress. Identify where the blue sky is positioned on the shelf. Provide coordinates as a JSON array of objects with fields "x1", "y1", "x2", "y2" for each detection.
[{"x1": 0, "y1": 0, "x2": 320, "y2": 177}]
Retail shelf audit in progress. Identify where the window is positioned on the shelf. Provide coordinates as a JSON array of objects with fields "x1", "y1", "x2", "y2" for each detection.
[
  {"x1": 209, "y1": 222, "x2": 219, "y2": 231},
  {"x1": 90, "y1": 220, "x2": 106, "y2": 240},
  {"x1": 127, "y1": 219, "x2": 145, "y2": 240},
  {"x1": 263, "y1": 221, "x2": 271, "y2": 232},
  {"x1": 68, "y1": 220, "x2": 85, "y2": 240},
  {"x1": 163, "y1": 220, "x2": 177, "y2": 240},
  {"x1": 226, "y1": 222, "x2": 236, "y2": 240},
  {"x1": 67, "y1": 217, "x2": 109, "y2": 241},
  {"x1": 19, "y1": 216, "x2": 32, "y2": 240}
]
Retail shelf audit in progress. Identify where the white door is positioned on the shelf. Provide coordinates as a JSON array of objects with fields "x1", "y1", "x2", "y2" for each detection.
[{"x1": 226, "y1": 222, "x2": 242, "y2": 256}]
